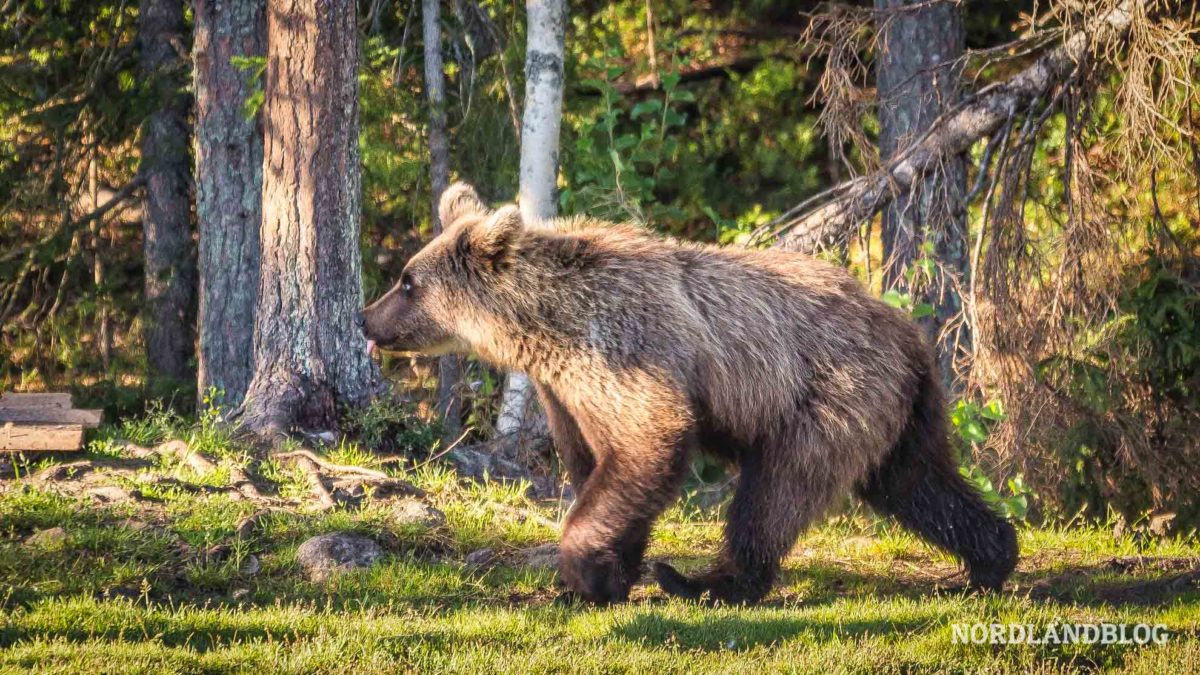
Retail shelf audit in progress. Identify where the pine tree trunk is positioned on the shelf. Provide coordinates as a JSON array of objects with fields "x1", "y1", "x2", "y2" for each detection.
[
  {"x1": 194, "y1": 0, "x2": 266, "y2": 410},
  {"x1": 875, "y1": 0, "x2": 969, "y2": 388},
  {"x1": 139, "y1": 0, "x2": 195, "y2": 386},
  {"x1": 423, "y1": 0, "x2": 464, "y2": 443},
  {"x1": 239, "y1": 0, "x2": 382, "y2": 438},
  {"x1": 495, "y1": 0, "x2": 566, "y2": 441}
]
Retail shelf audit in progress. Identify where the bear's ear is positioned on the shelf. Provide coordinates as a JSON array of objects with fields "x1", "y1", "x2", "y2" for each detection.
[
  {"x1": 439, "y1": 182, "x2": 489, "y2": 227},
  {"x1": 470, "y1": 204, "x2": 524, "y2": 261}
]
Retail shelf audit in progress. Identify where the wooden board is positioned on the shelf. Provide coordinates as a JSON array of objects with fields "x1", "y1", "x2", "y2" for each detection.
[
  {"x1": 0, "y1": 423, "x2": 85, "y2": 452},
  {"x1": 0, "y1": 408, "x2": 103, "y2": 427},
  {"x1": 0, "y1": 393, "x2": 72, "y2": 409}
]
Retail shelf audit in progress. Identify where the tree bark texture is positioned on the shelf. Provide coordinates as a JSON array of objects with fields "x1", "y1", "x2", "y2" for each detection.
[
  {"x1": 875, "y1": 0, "x2": 969, "y2": 384},
  {"x1": 423, "y1": 0, "x2": 464, "y2": 442},
  {"x1": 195, "y1": 0, "x2": 266, "y2": 410},
  {"x1": 240, "y1": 0, "x2": 382, "y2": 437},
  {"x1": 495, "y1": 0, "x2": 567, "y2": 440},
  {"x1": 138, "y1": 0, "x2": 195, "y2": 384}
]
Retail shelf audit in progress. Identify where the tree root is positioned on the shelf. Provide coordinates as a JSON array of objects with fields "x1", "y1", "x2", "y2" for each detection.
[
  {"x1": 6, "y1": 440, "x2": 421, "y2": 512},
  {"x1": 274, "y1": 449, "x2": 391, "y2": 480},
  {"x1": 278, "y1": 452, "x2": 339, "y2": 510},
  {"x1": 125, "y1": 440, "x2": 269, "y2": 502},
  {"x1": 275, "y1": 449, "x2": 424, "y2": 510}
]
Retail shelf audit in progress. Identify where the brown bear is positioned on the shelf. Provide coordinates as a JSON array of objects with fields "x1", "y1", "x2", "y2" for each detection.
[{"x1": 362, "y1": 183, "x2": 1018, "y2": 604}]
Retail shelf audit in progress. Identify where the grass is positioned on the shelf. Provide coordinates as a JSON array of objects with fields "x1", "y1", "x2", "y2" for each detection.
[{"x1": 1, "y1": 432, "x2": 1198, "y2": 673}]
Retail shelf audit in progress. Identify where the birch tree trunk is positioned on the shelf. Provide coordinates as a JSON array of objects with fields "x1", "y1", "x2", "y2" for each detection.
[
  {"x1": 423, "y1": 0, "x2": 464, "y2": 443},
  {"x1": 138, "y1": 0, "x2": 195, "y2": 386},
  {"x1": 495, "y1": 0, "x2": 566, "y2": 441},
  {"x1": 239, "y1": 0, "x2": 382, "y2": 438},
  {"x1": 194, "y1": 0, "x2": 266, "y2": 410},
  {"x1": 875, "y1": 0, "x2": 968, "y2": 386}
]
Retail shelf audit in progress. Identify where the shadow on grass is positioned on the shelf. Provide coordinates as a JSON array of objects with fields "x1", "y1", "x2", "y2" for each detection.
[
  {"x1": 1022, "y1": 558, "x2": 1200, "y2": 607},
  {"x1": 607, "y1": 611, "x2": 928, "y2": 651},
  {"x1": 654, "y1": 554, "x2": 1200, "y2": 610}
]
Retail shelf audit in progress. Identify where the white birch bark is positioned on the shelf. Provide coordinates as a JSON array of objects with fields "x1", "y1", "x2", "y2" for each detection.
[{"x1": 495, "y1": 0, "x2": 566, "y2": 439}]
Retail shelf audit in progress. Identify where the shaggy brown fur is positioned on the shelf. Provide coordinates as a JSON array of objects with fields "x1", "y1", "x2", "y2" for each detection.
[{"x1": 363, "y1": 183, "x2": 1018, "y2": 604}]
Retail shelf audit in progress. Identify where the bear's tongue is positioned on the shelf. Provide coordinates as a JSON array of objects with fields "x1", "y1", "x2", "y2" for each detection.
[{"x1": 366, "y1": 339, "x2": 376, "y2": 356}]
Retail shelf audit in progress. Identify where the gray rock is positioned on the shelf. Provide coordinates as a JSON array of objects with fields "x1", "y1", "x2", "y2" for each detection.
[
  {"x1": 295, "y1": 532, "x2": 384, "y2": 582},
  {"x1": 391, "y1": 499, "x2": 446, "y2": 530},
  {"x1": 25, "y1": 526, "x2": 69, "y2": 550},
  {"x1": 465, "y1": 548, "x2": 496, "y2": 568},
  {"x1": 523, "y1": 543, "x2": 560, "y2": 571},
  {"x1": 231, "y1": 588, "x2": 250, "y2": 601}
]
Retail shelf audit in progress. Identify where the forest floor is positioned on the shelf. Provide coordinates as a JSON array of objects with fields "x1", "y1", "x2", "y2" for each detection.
[{"x1": 1, "y1": 421, "x2": 1198, "y2": 673}]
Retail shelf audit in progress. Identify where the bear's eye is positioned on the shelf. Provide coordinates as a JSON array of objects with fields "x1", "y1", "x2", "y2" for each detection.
[{"x1": 400, "y1": 273, "x2": 416, "y2": 297}]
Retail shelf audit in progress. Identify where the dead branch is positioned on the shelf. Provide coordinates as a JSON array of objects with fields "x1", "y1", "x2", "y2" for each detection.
[{"x1": 760, "y1": 0, "x2": 1146, "y2": 253}]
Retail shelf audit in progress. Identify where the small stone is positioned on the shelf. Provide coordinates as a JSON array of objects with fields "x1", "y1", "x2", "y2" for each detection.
[
  {"x1": 231, "y1": 588, "x2": 250, "y2": 601},
  {"x1": 25, "y1": 526, "x2": 69, "y2": 550},
  {"x1": 86, "y1": 485, "x2": 131, "y2": 503},
  {"x1": 295, "y1": 532, "x2": 384, "y2": 582},
  {"x1": 465, "y1": 548, "x2": 496, "y2": 568},
  {"x1": 240, "y1": 554, "x2": 261, "y2": 577},
  {"x1": 391, "y1": 499, "x2": 446, "y2": 530},
  {"x1": 523, "y1": 543, "x2": 560, "y2": 571}
]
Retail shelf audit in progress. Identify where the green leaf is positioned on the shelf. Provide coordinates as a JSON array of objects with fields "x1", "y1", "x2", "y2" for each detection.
[
  {"x1": 960, "y1": 420, "x2": 988, "y2": 444},
  {"x1": 880, "y1": 290, "x2": 910, "y2": 310},
  {"x1": 911, "y1": 303, "x2": 935, "y2": 319},
  {"x1": 630, "y1": 99, "x2": 662, "y2": 119},
  {"x1": 981, "y1": 399, "x2": 1006, "y2": 421}
]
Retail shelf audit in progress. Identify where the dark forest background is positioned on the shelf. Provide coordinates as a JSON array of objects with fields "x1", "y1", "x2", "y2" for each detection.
[{"x1": 2, "y1": 0, "x2": 1198, "y2": 531}]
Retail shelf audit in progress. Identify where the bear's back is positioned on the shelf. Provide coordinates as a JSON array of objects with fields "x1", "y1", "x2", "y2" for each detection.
[{"x1": 529, "y1": 223, "x2": 926, "y2": 449}]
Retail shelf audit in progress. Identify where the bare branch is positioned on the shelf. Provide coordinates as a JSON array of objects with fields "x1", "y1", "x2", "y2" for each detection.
[{"x1": 761, "y1": 0, "x2": 1145, "y2": 253}]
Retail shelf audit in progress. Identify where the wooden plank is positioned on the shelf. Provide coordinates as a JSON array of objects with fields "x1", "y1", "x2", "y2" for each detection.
[
  {"x1": 0, "y1": 393, "x2": 73, "y2": 409},
  {"x1": 0, "y1": 408, "x2": 103, "y2": 427},
  {"x1": 0, "y1": 423, "x2": 85, "y2": 452}
]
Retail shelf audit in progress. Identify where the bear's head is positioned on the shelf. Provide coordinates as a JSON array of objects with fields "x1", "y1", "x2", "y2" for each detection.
[{"x1": 361, "y1": 182, "x2": 524, "y2": 355}]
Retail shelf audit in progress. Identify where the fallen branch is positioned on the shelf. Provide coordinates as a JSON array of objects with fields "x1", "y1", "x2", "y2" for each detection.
[{"x1": 760, "y1": 0, "x2": 1146, "y2": 253}]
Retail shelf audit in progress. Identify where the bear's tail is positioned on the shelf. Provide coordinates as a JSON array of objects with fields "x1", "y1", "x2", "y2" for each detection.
[{"x1": 856, "y1": 360, "x2": 1019, "y2": 591}]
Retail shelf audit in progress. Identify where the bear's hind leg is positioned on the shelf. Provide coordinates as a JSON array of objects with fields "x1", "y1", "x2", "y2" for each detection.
[{"x1": 855, "y1": 379, "x2": 1018, "y2": 591}]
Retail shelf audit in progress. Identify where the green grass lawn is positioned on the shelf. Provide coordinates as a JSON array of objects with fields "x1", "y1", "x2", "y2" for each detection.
[{"x1": 1, "y1": 439, "x2": 1198, "y2": 673}]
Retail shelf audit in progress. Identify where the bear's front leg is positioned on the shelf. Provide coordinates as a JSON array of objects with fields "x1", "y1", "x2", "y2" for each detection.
[{"x1": 555, "y1": 391, "x2": 695, "y2": 604}]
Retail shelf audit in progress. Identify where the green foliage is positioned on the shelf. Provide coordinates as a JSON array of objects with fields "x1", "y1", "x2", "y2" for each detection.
[
  {"x1": 562, "y1": 42, "x2": 692, "y2": 226},
  {"x1": 1041, "y1": 246, "x2": 1200, "y2": 528},
  {"x1": 342, "y1": 397, "x2": 440, "y2": 455},
  {"x1": 949, "y1": 398, "x2": 1032, "y2": 522}
]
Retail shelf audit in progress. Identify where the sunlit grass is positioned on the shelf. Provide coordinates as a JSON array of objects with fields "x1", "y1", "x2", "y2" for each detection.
[{"x1": 1, "y1": 448, "x2": 1198, "y2": 672}]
